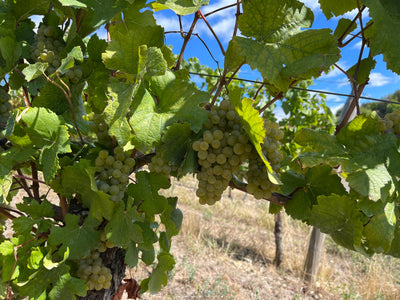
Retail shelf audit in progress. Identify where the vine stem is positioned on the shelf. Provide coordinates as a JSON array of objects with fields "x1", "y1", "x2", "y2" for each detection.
[
  {"x1": 259, "y1": 92, "x2": 284, "y2": 114},
  {"x1": 0, "y1": 208, "x2": 16, "y2": 220},
  {"x1": 337, "y1": 5, "x2": 365, "y2": 47},
  {"x1": 197, "y1": 10, "x2": 225, "y2": 55},
  {"x1": 22, "y1": 86, "x2": 31, "y2": 107},
  {"x1": 336, "y1": 27, "x2": 368, "y2": 133},
  {"x1": 13, "y1": 174, "x2": 46, "y2": 184},
  {"x1": 232, "y1": 0, "x2": 241, "y2": 38},
  {"x1": 204, "y1": 2, "x2": 240, "y2": 17},
  {"x1": 174, "y1": 13, "x2": 200, "y2": 70},
  {"x1": 15, "y1": 170, "x2": 34, "y2": 199},
  {"x1": 165, "y1": 31, "x2": 220, "y2": 67},
  {"x1": 0, "y1": 206, "x2": 25, "y2": 217},
  {"x1": 228, "y1": 181, "x2": 289, "y2": 206},
  {"x1": 43, "y1": 73, "x2": 85, "y2": 144},
  {"x1": 253, "y1": 83, "x2": 264, "y2": 100},
  {"x1": 30, "y1": 162, "x2": 40, "y2": 201},
  {"x1": 58, "y1": 195, "x2": 68, "y2": 219}
]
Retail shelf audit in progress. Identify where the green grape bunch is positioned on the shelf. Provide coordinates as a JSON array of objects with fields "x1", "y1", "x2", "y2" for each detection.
[
  {"x1": 192, "y1": 99, "x2": 253, "y2": 205},
  {"x1": 31, "y1": 24, "x2": 83, "y2": 83},
  {"x1": 98, "y1": 230, "x2": 115, "y2": 253},
  {"x1": 90, "y1": 113, "x2": 114, "y2": 147},
  {"x1": 148, "y1": 155, "x2": 178, "y2": 177},
  {"x1": 76, "y1": 249, "x2": 113, "y2": 291},
  {"x1": 31, "y1": 24, "x2": 65, "y2": 74},
  {"x1": 246, "y1": 119, "x2": 284, "y2": 199},
  {"x1": 0, "y1": 88, "x2": 12, "y2": 126},
  {"x1": 95, "y1": 147, "x2": 136, "y2": 202},
  {"x1": 380, "y1": 111, "x2": 400, "y2": 135}
]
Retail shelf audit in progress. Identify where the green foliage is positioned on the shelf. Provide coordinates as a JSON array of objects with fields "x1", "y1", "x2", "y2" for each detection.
[
  {"x1": 225, "y1": 0, "x2": 340, "y2": 96},
  {"x1": 0, "y1": 0, "x2": 400, "y2": 298}
]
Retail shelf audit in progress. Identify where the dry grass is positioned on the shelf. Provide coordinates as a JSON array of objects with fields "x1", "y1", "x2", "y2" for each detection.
[{"x1": 129, "y1": 176, "x2": 400, "y2": 300}]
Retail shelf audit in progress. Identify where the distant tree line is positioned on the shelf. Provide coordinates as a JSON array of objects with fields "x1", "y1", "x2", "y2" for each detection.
[{"x1": 336, "y1": 90, "x2": 400, "y2": 118}]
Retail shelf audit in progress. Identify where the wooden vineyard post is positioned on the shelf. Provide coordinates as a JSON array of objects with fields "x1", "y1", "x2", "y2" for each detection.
[
  {"x1": 274, "y1": 212, "x2": 284, "y2": 267},
  {"x1": 303, "y1": 227, "x2": 325, "y2": 282}
]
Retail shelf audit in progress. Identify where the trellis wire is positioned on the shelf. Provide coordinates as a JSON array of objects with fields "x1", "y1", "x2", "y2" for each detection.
[{"x1": 188, "y1": 72, "x2": 400, "y2": 106}]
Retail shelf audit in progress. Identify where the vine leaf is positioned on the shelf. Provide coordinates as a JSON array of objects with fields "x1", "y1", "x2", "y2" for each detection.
[
  {"x1": 20, "y1": 108, "x2": 71, "y2": 182},
  {"x1": 318, "y1": 0, "x2": 357, "y2": 19},
  {"x1": 346, "y1": 57, "x2": 376, "y2": 85},
  {"x1": 333, "y1": 18, "x2": 357, "y2": 39},
  {"x1": 105, "y1": 202, "x2": 144, "y2": 247},
  {"x1": 230, "y1": 88, "x2": 279, "y2": 182},
  {"x1": 77, "y1": 0, "x2": 126, "y2": 27},
  {"x1": 156, "y1": 123, "x2": 196, "y2": 177},
  {"x1": 58, "y1": 0, "x2": 87, "y2": 8},
  {"x1": 22, "y1": 62, "x2": 48, "y2": 81},
  {"x1": 359, "y1": 199, "x2": 395, "y2": 253},
  {"x1": 48, "y1": 273, "x2": 88, "y2": 299},
  {"x1": 225, "y1": 0, "x2": 340, "y2": 96},
  {"x1": 85, "y1": 34, "x2": 109, "y2": 113},
  {"x1": 160, "y1": 197, "x2": 183, "y2": 240},
  {"x1": 125, "y1": 242, "x2": 139, "y2": 268},
  {"x1": 363, "y1": 0, "x2": 400, "y2": 74},
  {"x1": 148, "y1": 70, "x2": 209, "y2": 133},
  {"x1": 284, "y1": 189, "x2": 313, "y2": 222},
  {"x1": 285, "y1": 165, "x2": 346, "y2": 222},
  {"x1": 18, "y1": 262, "x2": 70, "y2": 299},
  {"x1": 127, "y1": 171, "x2": 170, "y2": 216},
  {"x1": 0, "y1": 172, "x2": 13, "y2": 203},
  {"x1": 48, "y1": 214, "x2": 101, "y2": 260},
  {"x1": 130, "y1": 72, "x2": 209, "y2": 153},
  {"x1": 310, "y1": 194, "x2": 364, "y2": 250},
  {"x1": 152, "y1": 0, "x2": 209, "y2": 15},
  {"x1": 102, "y1": 3, "x2": 164, "y2": 76},
  {"x1": 346, "y1": 164, "x2": 393, "y2": 202},
  {"x1": 53, "y1": 160, "x2": 116, "y2": 220},
  {"x1": 147, "y1": 252, "x2": 175, "y2": 294},
  {"x1": 280, "y1": 170, "x2": 306, "y2": 195}
]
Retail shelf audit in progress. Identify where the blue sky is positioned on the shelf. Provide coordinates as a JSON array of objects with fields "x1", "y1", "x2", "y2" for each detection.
[{"x1": 153, "y1": 0, "x2": 400, "y2": 117}]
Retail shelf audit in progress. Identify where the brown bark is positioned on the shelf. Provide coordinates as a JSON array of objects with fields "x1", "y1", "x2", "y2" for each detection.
[{"x1": 273, "y1": 212, "x2": 283, "y2": 267}]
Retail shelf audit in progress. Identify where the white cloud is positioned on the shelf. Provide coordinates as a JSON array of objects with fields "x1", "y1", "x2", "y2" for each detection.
[
  {"x1": 155, "y1": 15, "x2": 181, "y2": 32},
  {"x1": 273, "y1": 106, "x2": 289, "y2": 121},
  {"x1": 351, "y1": 40, "x2": 363, "y2": 50},
  {"x1": 298, "y1": 0, "x2": 320, "y2": 12},
  {"x1": 330, "y1": 104, "x2": 344, "y2": 115},
  {"x1": 332, "y1": 7, "x2": 369, "y2": 20},
  {"x1": 369, "y1": 72, "x2": 391, "y2": 87}
]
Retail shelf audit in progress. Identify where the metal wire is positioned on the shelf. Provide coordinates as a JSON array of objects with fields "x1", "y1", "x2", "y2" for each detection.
[{"x1": 188, "y1": 72, "x2": 400, "y2": 105}]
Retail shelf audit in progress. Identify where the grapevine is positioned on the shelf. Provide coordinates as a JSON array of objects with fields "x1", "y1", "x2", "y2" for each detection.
[{"x1": 0, "y1": 0, "x2": 398, "y2": 299}]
